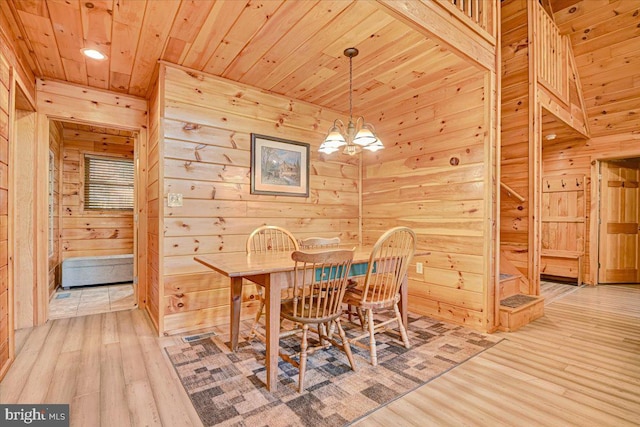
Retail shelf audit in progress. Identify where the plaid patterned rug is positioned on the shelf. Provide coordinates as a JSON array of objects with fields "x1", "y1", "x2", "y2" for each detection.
[{"x1": 165, "y1": 313, "x2": 502, "y2": 427}]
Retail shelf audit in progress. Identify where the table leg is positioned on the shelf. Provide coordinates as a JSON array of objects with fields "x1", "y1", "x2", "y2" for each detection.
[
  {"x1": 229, "y1": 277, "x2": 243, "y2": 351},
  {"x1": 264, "y1": 274, "x2": 279, "y2": 391}
]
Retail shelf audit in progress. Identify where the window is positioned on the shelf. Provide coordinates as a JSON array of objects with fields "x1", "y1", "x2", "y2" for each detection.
[{"x1": 84, "y1": 155, "x2": 134, "y2": 210}]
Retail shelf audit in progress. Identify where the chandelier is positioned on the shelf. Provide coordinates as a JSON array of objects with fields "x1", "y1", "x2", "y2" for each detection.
[{"x1": 318, "y1": 48, "x2": 384, "y2": 156}]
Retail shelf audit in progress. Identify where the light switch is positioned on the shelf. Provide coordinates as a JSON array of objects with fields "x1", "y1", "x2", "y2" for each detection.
[
  {"x1": 416, "y1": 262, "x2": 423, "y2": 274},
  {"x1": 168, "y1": 193, "x2": 183, "y2": 207}
]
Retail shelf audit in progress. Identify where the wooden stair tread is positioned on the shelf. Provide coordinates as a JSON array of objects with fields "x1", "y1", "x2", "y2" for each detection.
[
  {"x1": 498, "y1": 293, "x2": 545, "y2": 332},
  {"x1": 499, "y1": 293, "x2": 544, "y2": 313}
]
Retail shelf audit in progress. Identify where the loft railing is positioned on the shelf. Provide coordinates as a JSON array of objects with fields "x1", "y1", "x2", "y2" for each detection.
[
  {"x1": 435, "y1": 0, "x2": 497, "y2": 43},
  {"x1": 535, "y1": 2, "x2": 568, "y2": 101}
]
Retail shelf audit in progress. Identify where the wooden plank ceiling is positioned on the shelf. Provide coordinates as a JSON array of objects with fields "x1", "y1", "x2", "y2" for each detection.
[
  {"x1": 5, "y1": 1, "x2": 636, "y2": 139},
  {"x1": 551, "y1": 0, "x2": 640, "y2": 138},
  {"x1": 0, "y1": 0, "x2": 474, "y2": 120}
]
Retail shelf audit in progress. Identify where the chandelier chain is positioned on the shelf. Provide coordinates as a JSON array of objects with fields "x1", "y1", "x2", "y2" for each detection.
[{"x1": 349, "y1": 54, "x2": 353, "y2": 122}]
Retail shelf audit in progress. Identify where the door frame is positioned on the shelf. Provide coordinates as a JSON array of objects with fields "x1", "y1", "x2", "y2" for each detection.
[
  {"x1": 34, "y1": 80, "x2": 148, "y2": 325},
  {"x1": 48, "y1": 119, "x2": 142, "y2": 316},
  {"x1": 4, "y1": 63, "x2": 37, "y2": 377},
  {"x1": 592, "y1": 152, "x2": 640, "y2": 285}
]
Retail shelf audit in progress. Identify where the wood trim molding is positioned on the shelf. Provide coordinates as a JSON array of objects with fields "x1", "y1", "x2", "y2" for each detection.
[
  {"x1": 528, "y1": 0, "x2": 541, "y2": 295},
  {"x1": 538, "y1": 89, "x2": 589, "y2": 139},
  {"x1": 36, "y1": 78, "x2": 147, "y2": 130}
]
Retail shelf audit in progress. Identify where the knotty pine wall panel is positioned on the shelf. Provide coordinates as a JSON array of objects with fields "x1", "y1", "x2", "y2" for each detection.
[
  {"x1": 48, "y1": 121, "x2": 62, "y2": 295},
  {"x1": 60, "y1": 131, "x2": 134, "y2": 260},
  {"x1": 362, "y1": 71, "x2": 490, "y2": 331},
  {"x1": 159, "y1": 64, "x2": 358, "y2": 334},
  {"x1": 500, "y1": 0, "x2": 530, "y2": 275},
  {"x1": 556, "y1": 0, "x2": 640, "y2": 139}
]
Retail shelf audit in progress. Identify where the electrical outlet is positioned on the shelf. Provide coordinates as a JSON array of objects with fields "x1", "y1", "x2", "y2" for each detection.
[
  {"x1": 416, "y1": 262, "x2": 423, "y2": 274},
  {"x1": 167, "y1": 193, "x2": 183, "y2": 207}
]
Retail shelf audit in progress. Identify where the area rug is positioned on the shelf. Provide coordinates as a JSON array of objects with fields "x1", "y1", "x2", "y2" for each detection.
[{"x1": 165, "y1": 313, "x2": 502, "y2": 427}]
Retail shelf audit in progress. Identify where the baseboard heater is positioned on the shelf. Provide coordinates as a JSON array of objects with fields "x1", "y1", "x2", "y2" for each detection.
[{"x1": 61, "y1": 254, "x2": 134, "y2": 289}]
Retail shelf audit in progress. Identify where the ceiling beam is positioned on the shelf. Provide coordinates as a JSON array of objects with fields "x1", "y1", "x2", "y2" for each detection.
[{"x1": 376, "y1": 0, "x2": 496, "y2": 72}]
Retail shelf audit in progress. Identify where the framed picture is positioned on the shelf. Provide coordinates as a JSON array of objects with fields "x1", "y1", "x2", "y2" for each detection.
[{"x1": 250, "y1": 133, "x2": 310, "y2": 197}]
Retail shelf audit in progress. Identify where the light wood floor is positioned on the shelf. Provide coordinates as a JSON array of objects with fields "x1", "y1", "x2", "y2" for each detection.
[
  {"x1": 1, "y1": 284, "x2": 638, "y2": 427},
  {"x1": 0, "y1": 309, "x2": 203, "y2": 426},
  {"x1": 356, "y1": 284, "x2": 640, "y2": 426}
]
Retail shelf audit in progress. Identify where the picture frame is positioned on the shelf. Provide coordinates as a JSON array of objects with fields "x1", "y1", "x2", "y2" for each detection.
[{"x1": 250, "y1": 133, "x2": 310, "y2": 197}]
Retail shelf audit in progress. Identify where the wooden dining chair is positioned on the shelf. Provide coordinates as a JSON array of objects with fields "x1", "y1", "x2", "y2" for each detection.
[
  {"x1": 298, "y1": 236, "x2": 340, "y2": 249},
  {"x1": 279, "y1": 249, "x2": 356, "y2": 392},
  {"x1": 297, "y1": 236, "x2": 366, "y2": 323},
  {"x1": 246, "y1": 225, "x2": 299, "y2": 253},
  {"x1": 343, "y1": 226, "x2": 416, "y2": 366},
  {"x1": 246, "y1": 225, "x2": 300, "y2": 340}
]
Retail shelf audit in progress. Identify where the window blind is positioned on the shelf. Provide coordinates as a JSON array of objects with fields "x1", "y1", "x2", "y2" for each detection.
[{"x1": 84, "y1": 155, "x2": 134, "y2": 210}]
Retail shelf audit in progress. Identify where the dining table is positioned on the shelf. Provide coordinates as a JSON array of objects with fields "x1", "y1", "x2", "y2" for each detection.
[{"x1": 194, "y1": 245, "x2": 411, "y2": 391}]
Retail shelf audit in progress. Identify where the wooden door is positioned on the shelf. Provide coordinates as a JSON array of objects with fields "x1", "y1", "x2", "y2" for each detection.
[{"x1": 598, "y1": 160, "x2": 640, "y2": 283}]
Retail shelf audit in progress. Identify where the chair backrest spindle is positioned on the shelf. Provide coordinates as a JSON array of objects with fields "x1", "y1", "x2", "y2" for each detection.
[
  {"x1": 361, "y1": 227, "x2": 416, "y2": 307},
  {"x1": 291, "y1": 249, "x2": 354, "y2": 322},
  {"x1": 298, "y1": 236, "x2": 341, "y2": 249}
]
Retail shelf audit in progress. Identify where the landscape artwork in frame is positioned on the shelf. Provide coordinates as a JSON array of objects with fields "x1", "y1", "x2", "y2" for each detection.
[{"x1": 250, "y1": 134, "x2": 310, "y2": 197}]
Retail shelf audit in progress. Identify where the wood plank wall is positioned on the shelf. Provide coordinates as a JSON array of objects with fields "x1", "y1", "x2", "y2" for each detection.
[
  {"x1": 154, "y1": 64, "x2": 358, "y2": 335},
  {"x1": 362, "y1": 72, "x2": 490, "y2": 330},
  {"x1": 48, "y1": 121, "x2": 62, "y2": 296},
  {"x1": 0, "y1": 9, "x2": 35, "y2": 101},
  {"x1": 0, "y1": 50, "x2": 10, "y2": 379},
  {"x1": 500, "y1": 0, "x2": 530, "y2": 276},
  {"x1": 541, "y1": 174, "x2": 585, "y2": 254},
  {"x1": 60, "y1": 128, "x2": 135, "y2": 260},
  {"x1": 558, "y1": 0, "x2": 640, "y2": 139},
  {"x1": 540, "y1": 173, "x2": 586, "y2": 280}
]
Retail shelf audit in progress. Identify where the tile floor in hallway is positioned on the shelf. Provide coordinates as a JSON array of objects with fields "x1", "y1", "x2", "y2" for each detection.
[{"x1": 49, "y1": 283, "x2": 136, "y2": 319}]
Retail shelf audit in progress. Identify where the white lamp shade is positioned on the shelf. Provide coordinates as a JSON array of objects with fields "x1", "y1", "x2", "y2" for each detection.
[
  {"x1": 322, "y1": 130, "x2": 347, "y2": 148},
  {"x1": 353, "y1": 127, "x2": 377, "y2": 146}
]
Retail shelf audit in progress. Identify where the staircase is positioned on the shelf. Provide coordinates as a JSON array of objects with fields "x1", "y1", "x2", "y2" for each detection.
[{"x1": 498, "y1": 254, "x2": 545, "y2": 332}]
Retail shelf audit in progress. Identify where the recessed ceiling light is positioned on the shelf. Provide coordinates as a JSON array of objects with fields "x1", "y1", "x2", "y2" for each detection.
[
  {"x1": 81, "y1": 48, "x2": 107, "y2": 60},
  {"x1": 545, "y1": 133, "x2": 557, "y2": 140}
]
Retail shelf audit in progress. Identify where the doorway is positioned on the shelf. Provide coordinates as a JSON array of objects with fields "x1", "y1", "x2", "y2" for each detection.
[
  {"x1": 598, "y1": 158, "x2": 640, "y2": 284},
  {"x1": 47, "y1": 120, "x2": 138, "y2": 318}
]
